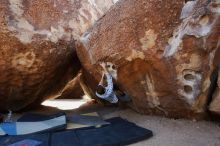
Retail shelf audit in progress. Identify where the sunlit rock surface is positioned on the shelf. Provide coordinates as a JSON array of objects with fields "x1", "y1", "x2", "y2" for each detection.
[
  {"x1": 77, "y1": 0, "x2": 220, "y2": 119},
  {"x1": 57, "y1": 73, "x2": 84, "y2": 99},
  {"x1": 0, "y1": 0, "x2": 117, "y2": 111}
]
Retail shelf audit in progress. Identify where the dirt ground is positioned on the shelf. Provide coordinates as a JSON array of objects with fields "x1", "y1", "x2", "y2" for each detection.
[
  {"x1": 18, "y1": 99, "x2": 220, "y2": 146},
  {"x1": 103, "y1": 109, "x2": 220, "y2": 146}
]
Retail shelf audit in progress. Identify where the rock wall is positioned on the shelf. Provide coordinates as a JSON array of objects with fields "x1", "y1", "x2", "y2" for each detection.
[
  {"x1": 0, "y1": 0, "x2": 117, "y2": 111},
  {"x1": 57, "y1": 73, "x2": 84, "y2": 99},
  {"x1": 76, "y1": 0, "x2": 220, "y2": 119}
]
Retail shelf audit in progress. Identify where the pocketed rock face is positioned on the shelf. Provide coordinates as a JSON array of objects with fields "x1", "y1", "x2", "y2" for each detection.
[
  {"x1": 77, "y1": 0, "x2": 220, "y2": 119},
  {"x1": 0, "y1": 0, "x2": 117, "y2": 111}
]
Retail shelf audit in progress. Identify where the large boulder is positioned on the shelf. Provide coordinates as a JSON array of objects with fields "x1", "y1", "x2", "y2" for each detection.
[
  {"x1": 57, "y1": 73, "x2": 84, "y2": 99},
  {"x1": 0, "y1": 0, "x2": 117, "y2": 111},
  {"x1": 76, "y1": 0, "x2": 220, "y2": 119}
]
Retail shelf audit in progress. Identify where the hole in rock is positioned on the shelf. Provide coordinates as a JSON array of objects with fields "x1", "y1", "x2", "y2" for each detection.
[
  {"x1": 184, "y1": 74, "x2": 195, "y2": 80},
  {"x1": 199, "y1": 15, "x2": 209, "y2": 25},
  {"x1": 112, "y1": 65, "x2": 116, "y2": 70},
  {"x1": 184, "y1": 85, "x2": 193, "y2": 93},
  {"x1": 185, "y1": 0, "x2": 195, "y2": 3}
]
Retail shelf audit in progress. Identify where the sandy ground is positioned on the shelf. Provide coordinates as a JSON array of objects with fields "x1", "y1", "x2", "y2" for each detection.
[
  {"x1": 13, "y1": 100, "x2": 220, "y2": 146},
  {"x1": 103, "y1": 109, "x2": 220, "y2": 146}
]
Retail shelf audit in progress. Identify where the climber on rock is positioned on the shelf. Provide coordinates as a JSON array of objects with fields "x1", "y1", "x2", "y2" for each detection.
[{"x1": 96, "y1": 62, "x2": 119, "y2": 103}]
